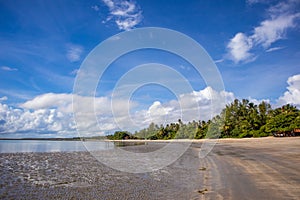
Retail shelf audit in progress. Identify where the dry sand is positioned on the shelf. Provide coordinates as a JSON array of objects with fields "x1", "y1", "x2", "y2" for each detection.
[{"x1": 0, "y1": 137, "x2": 299, "y2": 199}]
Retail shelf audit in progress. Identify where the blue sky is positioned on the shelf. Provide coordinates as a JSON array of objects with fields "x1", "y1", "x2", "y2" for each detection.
[{"x1": 0, "y1": 0, "x2": 300, "y2": 138}]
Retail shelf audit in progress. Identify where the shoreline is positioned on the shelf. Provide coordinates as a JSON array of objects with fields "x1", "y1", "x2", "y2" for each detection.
[
  {"x1": 0, "y1": 135, "x2": 286, "y2": 142},
  {"x1": 102, "y1": 136, "x2": 295, "y2": 143},
  {"x1": 1, "y1": 137, "x2": 299, "y2": 199}
]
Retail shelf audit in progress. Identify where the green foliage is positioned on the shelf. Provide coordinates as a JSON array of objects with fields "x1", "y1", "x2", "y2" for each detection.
[
  {"x1": 107, "y1": 131, "x2": 137, "y2": 140},
  {"x1": 133, "y1": 122, "x2": 160, "y2": 139},
  {"x1": 220, "y1": 101, "x2": 300, "y2": 138},
  {"x1": 124, "y1": 100, "x2": 300, "y2": 140},
  {"x1": 133, "y1": 119, "x2": 202, "y2": 140},
  {"x1": 265, "y1": 104, "x2": 299, "y2": 133}
]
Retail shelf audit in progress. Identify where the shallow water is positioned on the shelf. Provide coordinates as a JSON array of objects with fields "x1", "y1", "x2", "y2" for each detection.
[{"x1": 0, "y1": 140, "x2": 115, "y2": 153}]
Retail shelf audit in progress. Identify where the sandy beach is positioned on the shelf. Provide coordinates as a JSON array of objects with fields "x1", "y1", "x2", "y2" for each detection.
[{"x1": 1, "y1": 137, "x2": 299, "y2": 199}]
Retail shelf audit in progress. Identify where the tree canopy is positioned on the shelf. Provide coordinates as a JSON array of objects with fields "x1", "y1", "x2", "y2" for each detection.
[{"x1": 109, "y1": 99, "x2": 300, "y2": 140}]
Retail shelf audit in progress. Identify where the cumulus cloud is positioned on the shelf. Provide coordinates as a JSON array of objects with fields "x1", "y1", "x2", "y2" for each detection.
[
  {"x1": 277, "y1": 74, "x2": 300, "y2": 108},
  {"x1": 21, "y1": 93, "x2": 73, "y2": 113},
  {"x1": 227, "y1": 0, "x2": 300, "y2": 63},
  {"x1": 126, "y1": 87, "x2": 236, "y2": 131},
  {"x1": 146, "y1": 101, "x2": 174, "y2": 125},
  {"x1": 66, "y1": 44, "x2": 83, "y2": 62},
  {"x1": 0, "y1": 96, "x2": 8, "y2": 101},
  {"x1": 0, "y1": 87, "x2": 236, "y2": 137},
  {"x1": 227, "y1": 33, "x2": 254, "y2": 63},
  {"x1": 1, "y1": 66, "x2": 18, "y2": 71},
  {"x1": 6, "y1": 78, "x2": 300, "y2": 137},
  {"x1": 19, "y1": 93, "x2": 137, "y2": 136},
  {"x1": 101, "y1": 0, "x2": 142, "y2": 31},
  {"x1": 0, "y1": 93, "x2": 112, "y2": 136},
  {"x1": 0, "y1": 102, "x2": 76, "y2": 136},
  {"x1": 248, "y1": 97, "x2": 270, "y2": 106},
  {"x1": 177, "y1": 87, "x2": 235, "y2": 122}
]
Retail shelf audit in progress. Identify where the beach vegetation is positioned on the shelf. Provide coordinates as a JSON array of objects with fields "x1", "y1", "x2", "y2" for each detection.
[{"x1": 111, "y1": 99, "x2": 300, "y2": 140}]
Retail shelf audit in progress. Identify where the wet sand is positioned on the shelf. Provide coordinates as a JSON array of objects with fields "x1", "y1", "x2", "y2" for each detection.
[
  {"x1": 0, "y1": 137, "x2": 299, "y2": 199},
  {"x1": 198, "y1": 137, "x2": 300, "y2": 199}
]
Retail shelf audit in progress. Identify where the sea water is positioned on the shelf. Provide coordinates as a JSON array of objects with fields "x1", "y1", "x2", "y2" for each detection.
[{"x1": 0, "y1": 140, "x2": 115, "y2": 153}]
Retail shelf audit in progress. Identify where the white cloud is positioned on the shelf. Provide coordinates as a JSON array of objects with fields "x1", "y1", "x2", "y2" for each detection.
[
  {"x1": 227, "y1": 33, "x2": 254, "y2": 63},
  {"x1": 179, "y1": 65, "x2": 191, "y2": 70},
  {"x1": 2, "y1": 75, "x2": 299, "y2": 137},
  {"x1": 0, "y1": 88, "x2": 236, "y2": 137},
  {"x1": 127, "y1": 87, "x2": 236, "y2": 130},
  {"x1": 248, "y1": 97, "x2": 270, "y2": 106},
  {"x1": 266, "y1": 46, "x2": 285, "y2": 52},
  {"x1": 1, "y1": 66, "x2": 18, "y2": 71},
  {"x1": 107, "y1": 87, "x2": 236, "y2": 133},
  {"x1": 227, "y1": 0, "x2": 300, "y2": 63},
  {"x1": 18, "y1": 93, "x2": 137, "y2": 136},
  {"x1": 178, "y1": 87, "x2": 236, "y2": 121},
  {"x1": 251, "y1": 14, "x2": 299, "y2": 48},
  {"x1": 268, "y1": 0, "x2": 298, "y2": 16},
  {"x1": 70, "y1": 69, "x2": 79, "y2": 75},
  {"x1": 115, "y1": 17, "x2": 140, "y2": 31},
  {"x1": 277, "y1": 74, "x2": 300, "y2": 108},
  {"x1": 0, "y1": 89, "x2": 33, "y2": 101},
  {"x1": 0, "y1": 102, "x2": 76, "y2": 136},
  {"x1": 214, "y1": 59, "x2": 224, "y2": 64},
  {"x1": 66, "y1": 44, "x2": 83, "y2": 62},
  {"x1": 0, "y1": 96, "x2": 7, "y2": 101},
  {"x1": 111, "y1": 1, "x2": 135, "y2": 16},
  {"x1": 20, "y1": 93, "x2": 124, "y2": 116},
  {"x1": 146, "y1": 101, "x2": 173, "y2": 125},
  {"x1": 246, "y1": 0, "x2": 270, "y2": 5},
  {"x1": 103, "y1": 0, "x2": 114, "y2": 9},
  {"x1": 20, "y1": 93, "x2": 73, "y2": 113},
  {"x1": 101, "y1": 0, "x2": 142, "y2": 31},
  {"x1": 0, "y1": 93, "x2": 109, "y2": 136},
  {"x1": 91, "y1": 5, "x2": 100, "y2": 11}
]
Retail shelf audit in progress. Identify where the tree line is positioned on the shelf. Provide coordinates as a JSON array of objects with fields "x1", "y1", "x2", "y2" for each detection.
[{"x1": 108, "y1": 99, "x2": 300, "y2": 140}]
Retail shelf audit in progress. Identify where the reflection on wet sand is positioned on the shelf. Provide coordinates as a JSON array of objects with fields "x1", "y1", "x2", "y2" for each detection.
[{"x1": 0, "y1": 137, "x2": 299, "y2": 199}]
